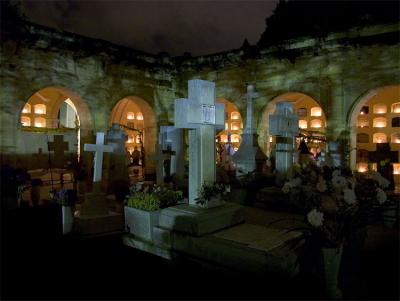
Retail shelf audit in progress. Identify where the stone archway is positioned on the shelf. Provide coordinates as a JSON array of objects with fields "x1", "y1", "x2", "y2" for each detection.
[
  {"x1": 216, "y1": 98, "x2": 243, "y2": 151},
  {"x1": 19, "y1": 86, "x2": 93, "y2": 168},
  {"x1": 348, "y1": 85, "x2": 400, "y2": 181},
  {"x1": 258, "y1": 92, "x2": 326, "y2": 157},
  {"x1": 109, "y1": 96, "x2": 157, "y2": 175}
]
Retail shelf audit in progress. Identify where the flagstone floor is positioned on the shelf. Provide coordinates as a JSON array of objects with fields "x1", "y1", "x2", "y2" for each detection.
[{"x1": 1, "y1": 204, "x2": 398, "y2": 300}]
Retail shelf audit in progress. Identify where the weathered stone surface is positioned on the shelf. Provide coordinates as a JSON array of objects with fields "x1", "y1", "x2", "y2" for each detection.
[
  {"x1": 0, "y1": 20, "x2": 399, "y2": 170},
  {"x1": 158, "y1": 203, "x2": 245, "y2": 236}
]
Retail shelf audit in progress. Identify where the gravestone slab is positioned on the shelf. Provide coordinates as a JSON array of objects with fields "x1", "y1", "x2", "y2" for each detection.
[
  {"x1": 158, "y1": 203, "x2": 245, "y2": 236},
  {"x1": 48, "y1": 135, "x2": 69, "y2": 168}
]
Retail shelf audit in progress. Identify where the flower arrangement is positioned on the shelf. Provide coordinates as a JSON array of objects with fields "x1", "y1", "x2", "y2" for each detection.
[
  {"x1": 195, "y1": 182, "x2": 230, "y2": 206},
  {"x1": 282, "y1": 163, "x2": 389, "y2": 248},
  {"x1": 125, "y1": 183, "x2": 183, "y2": 211}
]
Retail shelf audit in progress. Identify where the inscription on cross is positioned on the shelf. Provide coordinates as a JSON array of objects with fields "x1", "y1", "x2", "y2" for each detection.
[
  {"x1": 84, "y1": 132, "x2": 114, "y2": 183},
  {"x1": 174, "y1": 80, "x2": 225, "y2": 205},
  {"x1": 48, "y1": 135, "x2": 69, "y2": 168}
]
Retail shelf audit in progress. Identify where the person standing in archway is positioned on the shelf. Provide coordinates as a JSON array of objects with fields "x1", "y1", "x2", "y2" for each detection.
[{"x1": 131, "y1": 146, "x2": 140, "y2": 176}]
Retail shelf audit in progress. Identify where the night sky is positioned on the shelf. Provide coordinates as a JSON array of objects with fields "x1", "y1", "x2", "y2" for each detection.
[{"x1": 18, "y1": 0, "x2": 278, "y2": 57}]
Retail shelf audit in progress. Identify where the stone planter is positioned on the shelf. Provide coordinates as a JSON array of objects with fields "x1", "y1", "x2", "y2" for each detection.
[
  {"x1": 322, "y1": 246, "x2": 343, "y2": 299},
  {"x1": 124, "y1": 206, "x2": 160, "y2": 241},
  {"x1": 62, "y1": 206, "x2": 74, "y2": 235}
]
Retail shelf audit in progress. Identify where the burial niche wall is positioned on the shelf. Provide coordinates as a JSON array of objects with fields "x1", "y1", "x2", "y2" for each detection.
[
  {"x1": 259, "y1": 92, "x2": 327, "y2": 159},
  {"x1": 109, "y1": 96, "x2": 157, "y2": 177},
  {"x1": 17, "y1": 87, "x2": 93, "y2": 170},
  {"x1": 349, "y1": 85, "x2": 400, "y2": 187}
]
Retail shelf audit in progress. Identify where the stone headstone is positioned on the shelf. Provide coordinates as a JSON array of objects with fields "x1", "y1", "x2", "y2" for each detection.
[
  {"x1": 328, "y1": 141, "x2": 342, "y2": 167},
  {"x1": 269, "y1": 102, "x2": 299, "y2": 179},
  {"x1": 174, "y1": 79, "x2": 224, "y2": 205},
  {"x1": 105, "y1": 124, "x2": 130, "y2": 186},
  {"x1": 368, "y1": 143, "x2": 398, "y2": 189},
  {"x1": 158, "y1": 126, "x2": 184, "y2": 182},
  {"x1": 84, "y1": 132, "x2": 114, "y2": 183},
  {"x1": 233, "y1": 84, "x2": 267, "y2": 175},
  {"x1": 48, "y1": 135, "x2": 69, "y2": 168}
]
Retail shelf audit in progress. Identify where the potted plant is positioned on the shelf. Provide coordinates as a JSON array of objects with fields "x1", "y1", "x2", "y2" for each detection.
[
  {"x1": 124, "y1": 183, "x2": 183, "y2": 241},
  {"x1": 195, "y1": 182, "x2": 230, "y2": 209}
]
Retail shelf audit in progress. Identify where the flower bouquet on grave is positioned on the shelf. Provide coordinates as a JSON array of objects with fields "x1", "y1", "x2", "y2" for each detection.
[
  {"x1": 281, "y1": 164, "x2": 390, "y2": 299},
  {"x1": 195, "y1": 182, "x2": 230, "y2": 208}
]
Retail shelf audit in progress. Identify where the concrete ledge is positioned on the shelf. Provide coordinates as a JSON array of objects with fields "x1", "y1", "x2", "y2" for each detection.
[
  {"x1": 74, "y1": 212, "x2": 124, "y2": 235},
  {"x1": 159, "y1": 202, "x2": 245, "y2": 236},
  {"x1": 123, "y1": 233, "x2": 173, "y2": 260}
]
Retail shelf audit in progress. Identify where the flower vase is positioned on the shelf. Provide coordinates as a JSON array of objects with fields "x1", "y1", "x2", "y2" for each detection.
[
  {"x1": 62, "y1": 205, "x2": 74, "y2": 235},
  {"x1": 322, "y1": 246, "x2": 343, "y2": 299}
]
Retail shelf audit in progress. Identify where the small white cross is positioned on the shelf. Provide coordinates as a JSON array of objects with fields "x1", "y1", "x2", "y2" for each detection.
[{"x1": 84, "y1": 132, "x2": 114, "y2": 182}]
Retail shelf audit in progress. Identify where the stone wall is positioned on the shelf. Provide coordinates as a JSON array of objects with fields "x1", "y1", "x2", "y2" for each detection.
[
  {"x1": 177, "y1": 23, "x2": 400, "y2": 145},
  {"x1": 1, "y1": 21, "x2": 399, "y2": 168},
  {"x1": 0, "y1": 22, "x2": 178, "y2": 168}
]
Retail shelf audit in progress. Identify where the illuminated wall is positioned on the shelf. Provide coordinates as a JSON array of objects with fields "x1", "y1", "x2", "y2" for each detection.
[{"x1": 355, "y1": 86, "x2": 400, "y2": 176}]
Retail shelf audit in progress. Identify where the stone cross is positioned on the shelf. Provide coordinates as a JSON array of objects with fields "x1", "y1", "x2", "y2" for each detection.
[
  {"x1": 269, "y1": 102, "x2": 299, "y2": 178},
  {"x1": 84, "y1": 132, "x2": 113, "y2": 182},
  {"x1": 174, "y1": 79, "x2": 224, "y2": 205},
  {"x1": 48, "y1": 135, "x2": 69, "y2": 168},
  {"x1": 233, "y1": 84, "x2": 267, "y2": 175},
  {"x1": 152, "y1": 142, "x2": 176, "y2": 185},
  {"x1": 368, "y1": 143, "x2": 398, "y2": 189},
  {"x1": 243, "y1": 84, "x2": 259, "y2": 136}
]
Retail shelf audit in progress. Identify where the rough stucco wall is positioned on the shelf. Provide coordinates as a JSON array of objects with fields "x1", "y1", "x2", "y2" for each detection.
[
  {"x1": 1, "y1": 22, "x2": 399, "y2": 168},
  {"x1": 0, "y1": 25, "x2": 178, "y2": 167},
  {"x1": 179, "y1": 24, "x2": 400, "y2": 146}
]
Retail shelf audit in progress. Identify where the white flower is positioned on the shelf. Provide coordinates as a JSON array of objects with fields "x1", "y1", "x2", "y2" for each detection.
[
  {"x1": 282, "y1": 183, "x2": 291, "y2": 194},
  {"x1": 343, "y1": 188, "x2": 357, "y2": 205},
  {"x1": 332, "y1": 176, "x2": 348, "y2": 190},
  {"x1": 316, "y1": 179, "x2": 327, "y2": 193},
  {"x1": 307, "y1": 208, "x2": 324, "y2": 227},
  {"x1": 371, "y1": 171, "x2": 390, "y2": 189},
  {"x1": 376, "y1": 188, "x2": 387, "y2": 204},
  {"x1": 332, "y1": 169, "x2": 341, "y2": 179}
]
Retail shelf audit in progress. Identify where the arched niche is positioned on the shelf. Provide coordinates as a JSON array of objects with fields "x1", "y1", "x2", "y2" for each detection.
[
  {"x1": 109, "y1": 96, "x2": 157, "y2": 174},
  {"x1": 348, "y1": 85, "x2": 400, "y2": 170},
  {"x1": 20, "y1": 87, "x2": 93, "y2": 161},
  {"x1": 258, "y1": 92, "x2": 326, "y2": 156},
  {"x1": 216, "y1": 98, "x2": 243, "y2": 158}
]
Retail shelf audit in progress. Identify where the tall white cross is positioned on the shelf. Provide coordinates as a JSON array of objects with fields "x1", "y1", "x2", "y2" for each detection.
[
  {"x1": 84, "y1": 132, "x2": 114, "y2": 182},
  {"x1": 175, "y1": 80, "x2": 225, "y2": 205},
  {"x1": 242, "y1": 84, "x2": 259, "y2": 136}
]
